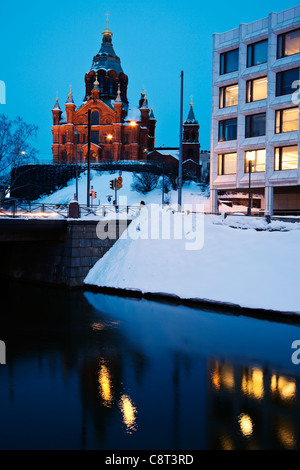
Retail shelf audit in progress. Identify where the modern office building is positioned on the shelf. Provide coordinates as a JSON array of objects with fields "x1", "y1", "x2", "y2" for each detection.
[{"x1": 210, "y1": 5, "x2": 300, "y2": 215}]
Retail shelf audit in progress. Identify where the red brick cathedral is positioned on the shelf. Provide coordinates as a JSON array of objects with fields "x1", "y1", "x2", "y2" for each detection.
[{"x1": 51, "y1": 18, "x2": 156, "y2": 163}]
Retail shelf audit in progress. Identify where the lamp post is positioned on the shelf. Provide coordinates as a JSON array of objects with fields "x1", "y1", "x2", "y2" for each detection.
[
  {"x1": 87, "y1": 109, "x2": 91, "y2": 207},
  {"x1": 74, "y1": 128, "x2": 78, "y2": 201},
  {"x1": 162, "y1": 160, "x2": 165, "y2": 206},
  {"x1": 178, "y1": 71, "x2": 184, "y2": 209},
  {"x1": 246, "y1": 153, "x2": 255, "y2": 216}
]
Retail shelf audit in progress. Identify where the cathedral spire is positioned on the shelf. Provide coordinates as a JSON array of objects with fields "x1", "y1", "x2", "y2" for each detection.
[
  {"x1": 149, "y1": 107, "x2": 155, "y2": 119},
  {"x1": 66, "y1": 85, "x2": 74, "y2": 103},
  {"x1": 52, "y1": 92, "x2": 61, "y2": 110},
  {"x1": 184, "y1": 97, "x2": 198, "y2": 124}
]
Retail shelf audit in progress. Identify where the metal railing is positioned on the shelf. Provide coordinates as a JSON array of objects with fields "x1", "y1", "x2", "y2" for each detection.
[{"x1": 0, "y1": 200, "x2": 141, "y2": 219}]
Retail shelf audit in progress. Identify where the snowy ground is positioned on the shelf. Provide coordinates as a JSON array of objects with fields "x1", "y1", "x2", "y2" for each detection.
[
  {"x1": 37, "y1": 170, "x2": 210, "y2": 210},
  {"x1": 36, "y1": 170, "x2": 300, "y2": 314},
  {"x1": 85, "y1": 207, "x2": 300, "y2": 314}
]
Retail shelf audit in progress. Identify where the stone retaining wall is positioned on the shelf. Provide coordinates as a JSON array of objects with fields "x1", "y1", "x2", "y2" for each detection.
[{"x1": 0, "y1": 219, "x2": 130, "y2": 287}]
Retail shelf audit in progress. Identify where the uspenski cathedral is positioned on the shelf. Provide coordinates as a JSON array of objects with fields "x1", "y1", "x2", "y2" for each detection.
[{"x1": 51, "y1": 16, "x2": 205, "y2": 179}]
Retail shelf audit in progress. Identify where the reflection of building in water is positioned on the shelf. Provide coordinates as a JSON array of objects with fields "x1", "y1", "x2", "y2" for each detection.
[{"x1": 208, "y1": 359, "x2": 300, "y2": 450}]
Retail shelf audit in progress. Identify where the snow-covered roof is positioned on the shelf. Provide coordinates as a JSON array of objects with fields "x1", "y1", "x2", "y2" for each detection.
[{"x1": 152, "y1": 149, "x2": 180, "y2": 160}]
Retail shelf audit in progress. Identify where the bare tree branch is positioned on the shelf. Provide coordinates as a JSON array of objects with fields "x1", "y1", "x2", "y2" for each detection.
[{"x1": 0, "y1": 114, "x2": 38, "y2": 196}]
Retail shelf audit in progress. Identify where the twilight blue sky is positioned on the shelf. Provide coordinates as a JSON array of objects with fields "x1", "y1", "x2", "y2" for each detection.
[{"x1": 0, "y1": 0, "x2": 299, "y2": 161}]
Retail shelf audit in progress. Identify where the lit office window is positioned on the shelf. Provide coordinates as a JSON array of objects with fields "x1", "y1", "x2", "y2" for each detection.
[
  {"x1": 246, "y1": 77, "x2": 267, "y2": 102},
  {"x1": 277, "y1": 28, "x2": 300, "y2": 58},
  {"x1": 220, "y1": 49, "x2": 239, "y2": 75},
  {"x1": 247, "y1": 40, "x2": 268, "y2": 67},
  {"x1": 275, "y1": 107, "x2": 299, "y2": 133},
  {"x1": 245, "y1": 149, "x2": 266, "y2": 172},
  {"x1": 218, "y1": 118, "x2": 237, "y2": 141},
  {"x1": 219, "y1": 84, "x2": 239, "y2": 108},
  {"x1": 218, "y1": 153, "x2": 237, "y2": 175},
  {"x1": 245, "y1": 113, "x2": 266, "y2": 138},
  {"x1": 275, "y1": 145, "x2": 298, "y2": 170},
  {"x1": 276, "y1": 68, "x2": 299, "y2": 96}
]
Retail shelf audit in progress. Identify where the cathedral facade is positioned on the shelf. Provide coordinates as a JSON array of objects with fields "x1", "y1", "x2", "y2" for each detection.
[{"x1": 51, "y1": 19, "x2": 156, "y2": 164}]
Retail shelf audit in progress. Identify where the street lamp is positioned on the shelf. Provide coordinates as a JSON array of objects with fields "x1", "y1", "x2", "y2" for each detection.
[
  {"x1": 74, "y1": 128, "x2": 78, "y2": 201},
  {"x1": 246, "y1": 152, "x2": 255, "y2": 216}
]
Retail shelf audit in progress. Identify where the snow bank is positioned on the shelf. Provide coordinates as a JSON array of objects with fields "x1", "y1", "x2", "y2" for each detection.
[{"x1": 85, "y1": 208, "x2": 300, "y2": 314}]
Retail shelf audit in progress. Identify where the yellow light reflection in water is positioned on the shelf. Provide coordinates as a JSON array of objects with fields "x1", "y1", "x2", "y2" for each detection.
[
  {"x1": 241, "y1": 367, "x2": 264, "y2": 401},
  {"x1": 211, "y1": 361, "x2": 234, "y2": 391},
  {"x1": 276, "y1": 418, "x2": 296, "y2": 450},
  {"x1": 119, "y1": 394, "x2": 138, "y2": 434},
  {"x1": 270, "y1": 374, "x2": 296, "y2": 405},
  {"x1": 219, "y1": 434, "x2": 234, "y2": 450},
  {"x1": 238, "y1": 413, "x2": 253, "y2": 438},
  {"x1": 91, "y1": 322, "x2": 105, "y2": 331},
  {"x1": 98, "y1": 361, "x2": 113, "y2": 407}
]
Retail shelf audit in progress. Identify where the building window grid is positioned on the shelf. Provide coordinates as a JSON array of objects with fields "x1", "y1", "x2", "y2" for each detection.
[
  {"x1": 218, "y1": 118, "x2": 238, "y2": 142},
  {"x1": 244, "y1": 149, "x2": 266, "y2": 173},
  {"x1": 275, "y1": 146, "x2": 298, "y2": 171},
  {"x1": 275, "y1": 107, "x2": 299, "y2": 134},
  {"x1": 245, "y1": 113, "x2": 266, "y2": 138},
  {"x1": 276, "y1": 68, "x2": 299, "y2": 97},
  {"x1": 247, "y1": 39, "x2": 268, "y2": 68},
  {"x1": 246, "y1": 76, "x2": 267, "y2": 103},
  {"x1": 219, "y1": 84, "x2": 239, "y2": 108},
  {"x1": 218, "y1": 152, "x2": 237, "y2": 175},
  {"x1": 277, "y1": 28, "x2": 300, "y2": 59},
  {"x1": 220, "y1": 49, "x2": 239, "y2": 75}
]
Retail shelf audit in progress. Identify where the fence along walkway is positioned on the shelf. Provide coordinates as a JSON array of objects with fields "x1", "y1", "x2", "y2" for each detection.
[{"x1": 0, "y1": 201, "x2": 141, "y2": 219}]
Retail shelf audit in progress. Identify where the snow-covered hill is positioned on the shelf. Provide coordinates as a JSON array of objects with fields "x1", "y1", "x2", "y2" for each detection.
[{"x1": 36, "y1": 170, "x2": 210, "y2": 210}]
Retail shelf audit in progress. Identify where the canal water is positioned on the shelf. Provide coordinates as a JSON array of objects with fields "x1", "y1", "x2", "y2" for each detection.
[{"x1": 0, "y1": 280, "x2": 300, "y2": 450}]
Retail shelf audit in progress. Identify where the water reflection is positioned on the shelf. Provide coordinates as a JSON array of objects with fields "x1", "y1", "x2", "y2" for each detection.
[
  {"x1": 119, "y1": 394, "x2": 138, "y2": 434},
  {"x1": 208, "y1": 359, "x2": 299, "y2": 450},
  {"x1": 1, "y1": 281, "x2": 300, "y2": 449},
  {"x1": 98, "y1": 359, "x2": 114, "y2": 407}
]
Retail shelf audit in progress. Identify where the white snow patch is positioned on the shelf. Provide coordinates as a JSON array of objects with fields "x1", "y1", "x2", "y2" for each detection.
[{"x1": 85, "y1": 209, "x2": 300, "y2": 314}]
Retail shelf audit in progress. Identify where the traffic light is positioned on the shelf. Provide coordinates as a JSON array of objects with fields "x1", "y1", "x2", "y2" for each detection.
[
  {"x1": 117, "y1": 176, "x2": 123, "y2": 190},
  {"x1": 109, "y1": 180, "x2": 115, "y2": 190},
  {"x1": 94, "y1": 192, "x2": 97, "y2": 199},
  {"x1": 89, "y1": 190, "x2": 93, "y2": 196}
]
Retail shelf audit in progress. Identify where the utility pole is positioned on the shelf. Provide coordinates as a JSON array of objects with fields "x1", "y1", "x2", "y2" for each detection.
[
  {"x1": 75, "y1": 128, "x2": 78, "y2": 200},
  {"x1": 114, "y1": 179, "x2": 118, "y2": 207},
  {"x1": 87, "y1": 109, "x2": 91, "y2": 207},
  {"x1": 178, "y1": 71, "x2": 184, "y2": 209},
  {"x1": 162, "y1": 161, "x2": 165, "y2": 206}
]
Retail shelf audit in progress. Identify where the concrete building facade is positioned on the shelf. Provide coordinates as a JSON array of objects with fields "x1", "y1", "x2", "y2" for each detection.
[{"x1": 210, "y1": 5, "x2": 300, "y2": 215}]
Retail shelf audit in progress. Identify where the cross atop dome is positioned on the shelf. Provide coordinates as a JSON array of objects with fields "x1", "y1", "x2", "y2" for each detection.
[{"x1": 102, "y1": 11, "x2": 113, "y2": 37}]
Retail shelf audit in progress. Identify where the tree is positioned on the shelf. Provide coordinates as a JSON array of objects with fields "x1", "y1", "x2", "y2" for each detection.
[
  {"x1": 131, "y1": 172, "x2": 159, "y2": 194},
  {"x1": 0, "y1": 114, "x2": 38, "y2": 197}
]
